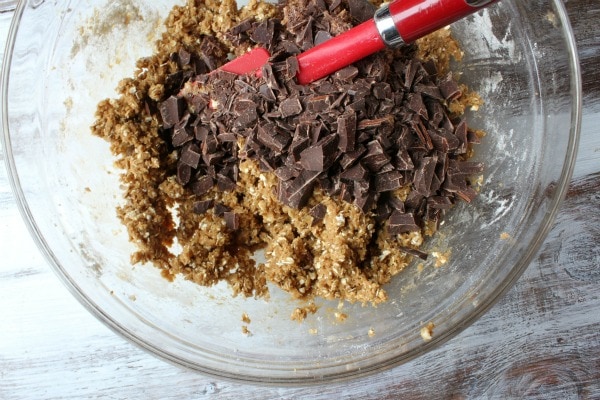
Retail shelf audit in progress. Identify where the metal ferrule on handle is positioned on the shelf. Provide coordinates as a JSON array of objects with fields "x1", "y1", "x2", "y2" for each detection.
[{"x1": 375, "y1": 0, "x2": 499, "y2": 47}]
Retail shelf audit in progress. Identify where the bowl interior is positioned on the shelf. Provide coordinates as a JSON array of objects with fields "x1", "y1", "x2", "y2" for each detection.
[{"x1": 1, "y1": 0, "x2": 580, "y2": 384}]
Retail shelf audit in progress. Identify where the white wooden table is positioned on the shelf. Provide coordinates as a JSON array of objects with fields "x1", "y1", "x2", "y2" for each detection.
[{"x1": 1, "y1": 1, "x2": 599, "y2": 398}]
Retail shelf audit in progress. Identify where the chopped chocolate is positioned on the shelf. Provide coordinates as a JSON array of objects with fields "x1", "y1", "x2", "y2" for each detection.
[
  {"x1": 438, "y1": 73, "x2": 462, "y2": 101},
  {"x1": 251, "y1": 20, "x2": 275, "y2": 45},
  {"x1": 388, "y1": 211, "x2": 420, "y2": 235},
  {"x1": 314, "y1": 30, "x2": 332, "y2": 45},
  {"x1": 347, "y1": 0, "x2": 376, "y2": 24},
  {"x1": 399, "y1": 246, "x2": 429, "y2": 260},
  {"x1": 159, "y1": 96, "x2": 186, "y2": 128},
  {"x1": 279, "y1": 97, "x2": 303, "y2": 117},
  {"x1": 193, "y1": 199, "x2": 214, "y2": 214},
  {"x1": 309, "y1": 203, "x2": 327, "y2": 225},
  {"x1": 278, "y1": 169, "x2": 321, "y2": 208},
  {"x1": 340, "y1": 162, "x2": 369, "y2": 182},
  {"x1": 180, "y1": 144, "x2": 202, "y2": 168},
  {"x1": 177, "y1": 163, "x2": 192, "y2": 185},
  {"x1": 299, "y1": 138, "x2": 338, "y2": 172},
  {"x1": 191, "y1": 175, "x2": 214, "y2": 196},
  {"x1": 223, "y1": 211, "x2": 240, "y2": 231},
  {"x1": 214, "y1": 202, "x2": 231, "y2": 217},
  {"x1": 337, "y1": 111, "x2": 357, "y2": 152},
  {"x1": 375, "y1": 170, "x2": 404, "y2": 192},
  {"x1": 334, "y1": 66, "x2": 359, "y2": 82}
]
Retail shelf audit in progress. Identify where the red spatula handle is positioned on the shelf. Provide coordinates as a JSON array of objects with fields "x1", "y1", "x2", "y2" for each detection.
[{"x1": 382, "y1": 0, "x2": 500, "y2": 45}]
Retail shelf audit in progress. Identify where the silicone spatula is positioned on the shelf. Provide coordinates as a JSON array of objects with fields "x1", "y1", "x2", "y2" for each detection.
[{"x1": 220, "y1": 0, "x2": 499, "y2": 84}]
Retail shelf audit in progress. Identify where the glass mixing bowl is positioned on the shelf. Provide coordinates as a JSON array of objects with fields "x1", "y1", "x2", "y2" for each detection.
[{"x1": 1, "y1": 0, "x2": 580, "y2": 385}]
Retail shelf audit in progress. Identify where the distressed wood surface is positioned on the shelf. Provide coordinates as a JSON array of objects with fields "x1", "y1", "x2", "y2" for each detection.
[{"x1": 1, "y1": 1, "x2": 599, "y2": 398}]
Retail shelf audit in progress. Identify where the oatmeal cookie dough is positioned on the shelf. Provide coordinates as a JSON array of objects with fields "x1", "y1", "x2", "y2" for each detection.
[{"x1": 92, "y1": 0, "x2": 482, "y2": 307}]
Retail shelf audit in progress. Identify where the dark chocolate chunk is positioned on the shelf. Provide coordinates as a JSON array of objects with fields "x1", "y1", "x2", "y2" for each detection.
[
  {"x1": 256, "y1": 123, "x2": 291, "y2": 152},
  {"x1": 279, "y1": 97, "x2": 303, "y2": 117},
  {"x1": 159, "y1": 96, "x2": 186, "y2": 128},
  {"x1": 309, "y1": 203, "x2": 327, "y2": 225},
  {"x1": 399, "y1": 246, "x2": 428, "y2": 260},
  {"x1": 191, "y1": 175, "x2": 214, "y2": 196},
  {"x1": 251, "y1": 20, "x2": 275, "y2": 45},
  {"x1": 348, "y1": 0, "x2": 376, "y2": 24},
  {"x1": 415, "y1": 83, "x2": 443, "y2": 100},
  {"x1": 172, "y1": 126, "x2": 193, "y2": 147},
  {"x1": 314, "y1": 30, "x2": 332, "y2": 45},
  {"x1": 307, "y1": 95, "x2": 333, "y2": 113},
  {"x1": 375, "y1": 170, "x2": 404, "y2": 192},
  {"x1": 362, "y1": 140, "x2": 390, "y2": 171},
  {"x1": 193, "y1": 199, "x2": 214, "y2": 214},
  {"x1": 388, "y1": 211, "x2": 420, "y2": 235},
  {"x1": 337, "y1": 111, "x2": 357, "y2": 152},
  {"x1": 180, "y1": 145, "x2": 202, "y2": 168},
  {"x1": 214, "y1": 203, "x2": 231, "y2": 217},
  {"x1": 299, "y1": 135, "x2": 339, "y2": 172},
  {"x1": 230, "y1": 17, "x2": 254, "y2": 36},
  {"x1": 340, "y1": 162, "x2": 369, "y2": 182},
  {"x1": 274, "y1": 165, "x2": 298, "y2": 181},
  {"x1": 438, "y1": 73, "x2": 462, "y2": 101},
  {"x1": 407, "y1": 93, "x2": 428, "y2": 120},
  {"x1": 278, "y1": 169, "x2": 321, "y2": 208},
  {"x1": 334, "y1": 66, "x2": 359, "y2": 82},
  {"x1": 223, "y1": 211, "x2": 240, "y2": 231},
  {"x1": 413, "y1": 155, "x2": 438, "y2": 196},
  {"x1": 177, "y1": 163, "x2": 192, "y2": 186}
]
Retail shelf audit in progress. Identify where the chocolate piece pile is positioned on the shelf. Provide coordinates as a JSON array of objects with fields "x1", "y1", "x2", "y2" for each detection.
[{"x1": 158, "y1": 0, "x2": 482, "y2": 234}]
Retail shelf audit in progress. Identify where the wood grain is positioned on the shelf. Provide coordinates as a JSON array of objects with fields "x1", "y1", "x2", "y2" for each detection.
[{"x1": 1, "y1": 0, "x2": 599, "y2": 398}]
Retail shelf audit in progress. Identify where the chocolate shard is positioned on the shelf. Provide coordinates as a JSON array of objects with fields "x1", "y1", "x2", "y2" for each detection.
[
  {"x1": 407, "y1": 93, "x2": 428, "y2": 120},
  {"x1": 393, "y1": 149, "x2": 415, "y2": 171},
  {"x1": 256, "y1": 123, "x2": 291, "y2": 152},
  {"x1": 279, "y1": 97, "x2": 303, "y2": 117},
  {"x1": 334, "y1": 66, "x2": 359, "y2": 82},
  {"x1": 307, "y1": 95, "x2": 333, "y2": 113},
  {"x1": 159, "y1": 95, "x2": 186, "y2": 128},
  {"x1": 314, "y1": 30, "x2": 332, "y2": 45},
  {"x1": 278, "y1": 169, "x2": 321, "y2": 208},
  {"x1": 352, "y1": 180, "x2": 374, "y2": 212},
  {"x1": 190, "y1": 175, "x2": 214, "y2": 196},
  {"x1": 193, "y1": 199, "x2": 214, "y2": 214},
  {"x1": 339, "y1": 144, "x2": 367, "y2": 169},
  {"x1": 362, "y1": 140, "x2": 391, "y2": 171},
  {"x1": 438, "y1": 73, "x2": 462, "y2": 101},
  {"x1": 285, "y1": 56, "x2": 300, "y2": 80},
  {"x1": 348, "y1": 0, "x2": 376, "y2": 24},
  {"x1": 399, "y1": 246, "x2": 428, "y2": 260},
  {"x1": 299, "y1": 135, "x2": 339, "y2": 172},
  {"x1": 454, "y1": 118, "x2": 469, "y2": 154},
  {"x1": 375, "y1": 170, "x2": 404, "y2": 192},
  {"x1": 180, "y1": 145, "x2": 202, "y2": 168},
  {"x1": 258, "y1": 84, "x2": 277, "y2": 102},
  {"x1": 413, "y1": 155, "x2": 438, "y2": 196},
  {"x1": 233, "y1": 99, "x2": 258, "y2": 129},
  {"x1": 337, "y1": 111, "x2": 357, "y2": 152},
  {"x1": 309, "y1": 203, "x2": 327, "y2": 225},
  {"x1": 223, "y1": 211, "x2": 240, "y2": 231},
  {"x1": 415, "y1": 83, "x2": 443, "y2": 100},
  {"x1": 357, "y1": 115, "x2": 395, "y2": 130},
  {"x1": 251, "y1": 20, "x2": 275, "y2": 45},
  {"x1": 340, "y1": 162, "x2": 369, "y2": 182},
  {"x1": 217, "y1": 174, "x2": 237, "y2": 191},
  {"x1": 172, "y1": 126, "x2": 193, "y2": 147},
  {"x1": 274, "y1": 165, "x2": 298, "y2": 181},
  {"x1": 230, "y1": 17, "x2": 254, "y2": 36},
  {"x1": 427, "y1": 196, "x2": 453, "y2": 210},
  {"x1": 214, "y1": 203, "x2": 231, "y2": 217},
  {"x1": 388, "y1": 211, "x2": 420, "y2": 235},
  {"x1": 177, "y1": 163, "x2": 192, "y2": 186}
]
